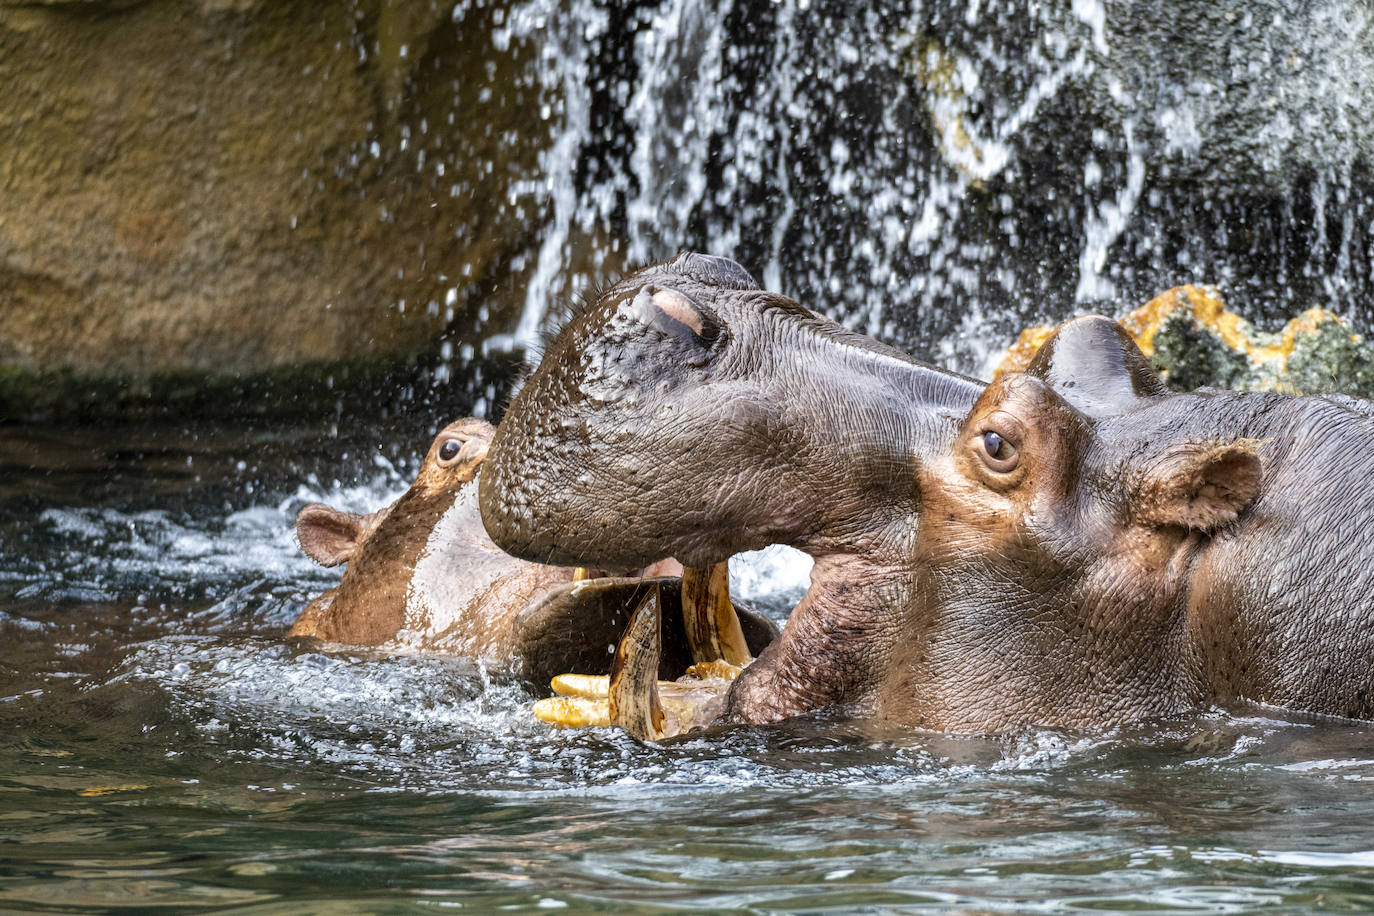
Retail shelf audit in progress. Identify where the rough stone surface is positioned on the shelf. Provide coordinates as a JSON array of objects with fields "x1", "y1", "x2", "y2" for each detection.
[
  {"x1": 997, "y1": 285, "x2": 1374, "y2": 398},
  {"x1": 0, "y1": 0, "x2": 549, "y2": 382}
]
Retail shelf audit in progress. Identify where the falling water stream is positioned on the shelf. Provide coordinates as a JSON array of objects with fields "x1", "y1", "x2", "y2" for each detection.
[
  {"x1": 476, "y1": 0, "x2": 1374, "y2": 376},
  {"x1": 7, "y1": 0, "x2": 1374, "y2": 910}
]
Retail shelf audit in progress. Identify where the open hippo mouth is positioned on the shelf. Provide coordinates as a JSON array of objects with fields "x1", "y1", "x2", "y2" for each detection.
[
  {"x1": 480, "y1": 252, "x2": 985, "y2": 738},
  {"x1": 529, "y1": 561, "x2": 765, "y2": 738}
]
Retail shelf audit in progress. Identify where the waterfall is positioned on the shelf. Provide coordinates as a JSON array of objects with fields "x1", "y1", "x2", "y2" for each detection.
[{"x1": 460, "y1": 0, "x2": 1374, "y2": 377}]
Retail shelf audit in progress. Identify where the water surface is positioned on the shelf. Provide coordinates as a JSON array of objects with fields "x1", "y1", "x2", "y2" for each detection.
[{"x1": 4, "y1": 420, "x2": 1374, "y2": 913}]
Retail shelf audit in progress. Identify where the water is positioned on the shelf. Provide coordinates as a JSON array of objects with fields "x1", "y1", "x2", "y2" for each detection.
[
  {"x1": 430, "y1": 0, "x2": 1374, "y2": 379},
  {"x1": 6, "y1": 421, "x2": 1374, "y2": 912}
]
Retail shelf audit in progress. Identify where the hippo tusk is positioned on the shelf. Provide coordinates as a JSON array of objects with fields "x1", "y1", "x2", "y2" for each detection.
[
  {"x1": 572, "y1": 567, "x2": 592, "y2": 581},
  {"x1": 532, "y1": 578, "x2": 748, "y2": 737},
  {"x1": 608, "y1": 585, "x2": 667, "y2": 741},
  {"x1": 549, "y1": 672, "x2": 610, "y2": 697},
  {"x1": 680, "y1": 561, "x2": 752, "y2": 666},
  {"x1": 532, "y1": 695, "x2": 610, "y2": 728}
]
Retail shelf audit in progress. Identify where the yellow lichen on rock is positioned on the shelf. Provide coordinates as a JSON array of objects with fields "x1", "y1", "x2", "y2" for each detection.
[
  {"x1": 1270, "y1": 308, "x2": 1356, "y2": 367},
  {"x1": 1121, "y1": 286, "x2": 1233, "y2": 357},
  {"x1": 1121, "y1": 286, "x2": 1359, "y2": 387},
  {"x1": 992, "y1": 284, "x2": 1371, "y2": 396},
  {"x1": 993, "y1": 324, "x2": 1057, "y2": 379},
  {"x1": 899, "y1": 36, "x2": 989, "y2": 180},
  {"x1": 1121, "y1": 285, "x2": 1348, "y2": 366}
]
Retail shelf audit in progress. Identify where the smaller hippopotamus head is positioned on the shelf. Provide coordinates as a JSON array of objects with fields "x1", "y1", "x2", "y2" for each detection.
[
  {"x1": 295, "y1": 418, "x2": 490, "y2": 574},
  {"x1": 881, "y1": 318, "x2": 1264, "y2": 730},
  {"x1": 291, "y1": 417, "x2": 776, "y2": 685},
  {"x1": 291, "y1": 418, "x2": 547, "y2": 649}
]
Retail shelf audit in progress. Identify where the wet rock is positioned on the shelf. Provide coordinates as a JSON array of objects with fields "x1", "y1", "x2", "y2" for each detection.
[
  {"x1": 0, "y1": 0, "x2": 549, "y2": 397},
  {"x1": 997, "y1": 285, "x2": 1374, "y2": 397}
]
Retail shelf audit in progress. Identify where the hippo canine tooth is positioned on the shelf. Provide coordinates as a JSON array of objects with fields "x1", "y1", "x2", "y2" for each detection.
[
  {"x1": 536, "y1": 585, "x2": 744, "y2": 737},
  {"x1": 551, "y1": 672, "x2": 690, "y2": 700},
  {"x1": 533, "y1": 695, "x2": 610, "y2": 728},
  {"x1": 680, "y1": 561, "x2": 752, "y2": 666},
  {"x1": 608, "y1": 585, "x2": 667, "y2": 741},
  {"x1": 550, "y1": 673, "x2": 609, "y2": 697},
  {"x1": 683, "y1": 659, "x2": 744, "y2": 681}
]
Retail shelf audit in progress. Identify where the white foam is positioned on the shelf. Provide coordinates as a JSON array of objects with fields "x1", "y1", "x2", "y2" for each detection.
[
  {"x1": 24, "y1": 474, "x2": 409, "y2": 605},
  {"x1": 730, "y1": 545, "x2": 812, "y2": 623}
]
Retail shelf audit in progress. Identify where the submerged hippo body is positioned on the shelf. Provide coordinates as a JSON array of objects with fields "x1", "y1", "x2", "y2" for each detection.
[
  {"x1": 293, "y1": 418, "x2": 776, "y2": 685},
  {"x1": 480, "y1": 254, "x2": 1374, "y2": 732}
]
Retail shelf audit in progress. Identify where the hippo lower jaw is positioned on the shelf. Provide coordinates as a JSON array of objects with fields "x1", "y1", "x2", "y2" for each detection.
[{"x1": 721, "y1": 552, "x2": 911, "y2": 724}]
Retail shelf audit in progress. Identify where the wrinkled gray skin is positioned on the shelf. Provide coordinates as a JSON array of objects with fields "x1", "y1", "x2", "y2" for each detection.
[
  {"x1": 483, "y1": 253, "x2": 1374, "y2": 732},
  {"x1": 480, "y1": 253, "x2": 984, "y2": 721}
]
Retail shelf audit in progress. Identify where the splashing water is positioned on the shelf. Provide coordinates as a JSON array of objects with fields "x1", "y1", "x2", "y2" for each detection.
[
  {"x1": 8, "y1": 422, "x2": 1374, "y2": 908},
  {"x1": 11, "y1": 1, "x2": 1374, "y2": 906},
  {"x1": 437, "y1": 0, "x2": 1374, "y2": 381}
]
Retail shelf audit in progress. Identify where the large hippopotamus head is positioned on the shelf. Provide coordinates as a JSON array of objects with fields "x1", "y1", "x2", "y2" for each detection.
[
  {"x1": 936, "y1": 316, "x2": 1374, "y2": 727},
  {"x1": 481, "y1": 252, "x2": 982, "y2": 570},
  {"x1": 484, "y1": 258, "x2": 1374, "y2": 735},
  {"x1": 481, "y1": 253, "x2": 986, "y2": 718},
  {"x1": 879, "y1": 318, "x2": 1265, "y2": 730}
]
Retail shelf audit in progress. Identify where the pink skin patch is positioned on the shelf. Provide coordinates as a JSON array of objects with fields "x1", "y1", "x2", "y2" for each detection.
[{"x1": 651, "y1": 289, "x2": 705, "y2": 336}]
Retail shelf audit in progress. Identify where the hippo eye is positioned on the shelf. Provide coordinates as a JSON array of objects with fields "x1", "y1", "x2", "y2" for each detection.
[
  {"x1": 979, "y1": 430, "x2": 1020, "y2": 472},
  {"x1": 437, "y1": 438, "x2": 463, "y2": 465}
]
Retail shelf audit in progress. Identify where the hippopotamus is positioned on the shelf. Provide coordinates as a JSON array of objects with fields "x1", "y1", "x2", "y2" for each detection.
[
  {"x1": 890, "y1": 315, "x2": 1374, "y2": 730},
  {"x1": 291, "y1": 417, "x2": 777, "y2": 686},
  {"x1": 478, "y1": 252, "x2": 1374, "y2": 735},
  {"x1": 477, "y1": 253, "x2": 983, "y2": 730}
]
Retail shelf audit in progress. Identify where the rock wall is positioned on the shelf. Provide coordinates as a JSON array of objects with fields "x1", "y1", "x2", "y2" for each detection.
[{"x1": 0, "y1": 0, "x2": 547, "y2": 390}]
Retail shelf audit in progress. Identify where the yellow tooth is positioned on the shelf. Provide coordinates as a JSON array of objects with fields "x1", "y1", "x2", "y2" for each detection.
[
  {"x1": 608, "y1": 585, "x2": 666, "y2": 741},
  {"x1": 683, "y1": 660, "x2": 744, "y2": 681},
  {"x1": 533, "y1": 695, "x2": 610, "y2": 728},
  {"x1": 572, "y1": 567, "x2": 591, "y2": 581},
  {"x1": 553, "y1": 672, "x2": 684, "y2": 698},
  {"x1": 680, "y1": 561, "x2": 752, "y2": 667},
  {"x1": 550, "y1": 673, "x2": 610, "y2": 698}
]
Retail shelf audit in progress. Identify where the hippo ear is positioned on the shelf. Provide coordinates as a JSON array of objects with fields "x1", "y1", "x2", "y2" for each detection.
[
  {"x1": 1026, "y1": 316, "x2": 1170, "y2": 418},
  {"x1": 296, "y1": 503, "x2": 368, "y2": 567},
  {"x1": 1132, "y1": 441, "x2": 1262, "y2": 533}
]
